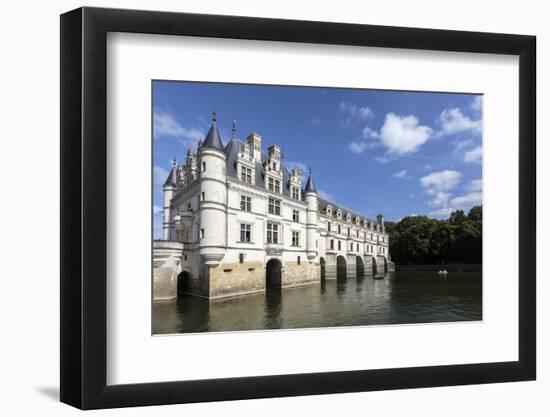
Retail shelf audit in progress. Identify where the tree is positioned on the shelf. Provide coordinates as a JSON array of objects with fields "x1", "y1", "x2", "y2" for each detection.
[{"x1": 387, "y1": 206, "x2": 482, "y2": 265}]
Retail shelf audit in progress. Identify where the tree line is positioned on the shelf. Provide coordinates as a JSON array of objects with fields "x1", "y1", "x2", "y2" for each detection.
[{"x1": 385, "y1": 206, "x2": 482, "y2": 265}]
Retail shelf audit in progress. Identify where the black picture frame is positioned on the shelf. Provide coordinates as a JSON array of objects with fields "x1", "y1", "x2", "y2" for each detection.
[{"x1": 60, "y1": 6, "x2": 536, "y2": 410}]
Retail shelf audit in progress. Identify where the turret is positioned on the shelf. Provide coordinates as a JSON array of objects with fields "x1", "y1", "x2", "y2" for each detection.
[
  {"x1": 198, "y1": 112, "x2": 227, "y2": 268},
  {"x1": 304, "y1": 169, "x2": 318, "y2": 261},
  {"x1": 162, "y1": 159, "x2": 178, "y2": 240}
]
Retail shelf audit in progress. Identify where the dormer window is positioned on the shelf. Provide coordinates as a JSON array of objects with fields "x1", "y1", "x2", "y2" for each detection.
[
  {"x1": 291, "y1": 186, "x2": 300, "y2": 200},
  {"x1": 326, "y1": 205, "x2": 333, "y2": 216},
  {"x1": 268, "y1": 177, "x2": 281, "y2": 193},
  {"x1": 346, "y1": 213, "x2": 351, "y2": 222},
  {"x1": 241, "y1": 166, "x2": 252, "y2": 184},
  {"x1": 337, "y1": 209, "x2": 342, "y2": 219}
]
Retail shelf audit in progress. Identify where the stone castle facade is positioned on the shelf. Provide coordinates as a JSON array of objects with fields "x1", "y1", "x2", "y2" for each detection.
[{"x1": 153, "y1": 113, "x2": 393, "y2": 301}]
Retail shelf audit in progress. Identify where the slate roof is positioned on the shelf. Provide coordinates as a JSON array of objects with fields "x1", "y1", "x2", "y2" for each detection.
[
  {"x1": 202, "y1": 120, "x2": 224, "y2": 151},
  {"x1": 317, "y1": 197, "x2": 375, "y2": 224},
  {"x1": 163, "y1": 167, "x2": 177, "y2": 187},
  {"x1": 224, "y1": 137, "x2": 297, "y2": 198},
  {"x1": 304, "y1": 173, "x2": 316, "y2": 193}
]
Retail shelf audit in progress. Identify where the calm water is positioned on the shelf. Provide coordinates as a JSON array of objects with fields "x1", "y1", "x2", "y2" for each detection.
[{"x1": 153, "y1": 271, "x2": 482, "y2": 334}]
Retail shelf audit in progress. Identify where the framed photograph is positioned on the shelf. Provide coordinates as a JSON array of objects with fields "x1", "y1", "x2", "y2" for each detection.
[{"x1": 60, "y1": 6, "x2": 536, "y2": 409}]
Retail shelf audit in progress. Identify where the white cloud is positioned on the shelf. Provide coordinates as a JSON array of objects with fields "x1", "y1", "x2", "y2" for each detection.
[
  {"x1": 464, "y1": 146, "x2": 482, "y2": 164},
  {"x1": 339, "y1": 101, "x2": 374, "y2": 126},
  {"x1": 471, "y1": 96, "x2": 483, "y2": 112},
  {"x1": 450, "y1": 191, "x2": 482, "y2": 208},
  {"x1": 454, "y1": 139, "x2": 474, "y2": 152},
  {"x1": 153, "y1": 165, "x2": 169, "y2": 186},
  {"x1": 428, "y1": 191, "x2": 451, "y2": 207},
  {"x1": 420, "y1": 170, "x2": 462, "y2": 209},
  {"x1": 285, "y1": 160, "x2": 307, "y2": 174},
  {"x1": 374, "y1": 156, "x2": 390, "y2": 164},
  {"x1": 393, "y1": 170, "x2": 410, "y2": 179},
  {"x1": 467, "y1": 178, "x2": 483, "y2": 191},
  {"x1": 317, "y1": 190, "x2": 335, "y2": 200},
  {"x1": 154, "y1": 111, "x2": 203, "y2": 143},
  {"x1": 347, "y1": 134, "x2": 380, "y2": 154},
  {"x1": 430, "y1": 207, "x2": 454, "y2": 218},
  {"x1": 379, "y1": 113, "x2": 433, "y2": 156},
  {"x1": 362, "y1": 126, "x2": 379, "y2": 139},
  {"x1": 420, "y1": 170, "x2": 462, "y2": 191},
  {"x1": 348, "y1": 141, "x2": 369, "y2": 154},
  {"x1": 437, "y1": 108, "x2": 481, "y2": 137}
]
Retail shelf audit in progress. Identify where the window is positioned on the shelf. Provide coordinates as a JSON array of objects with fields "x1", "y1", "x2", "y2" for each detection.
[
  {"x1": 357, "y1": 243, "x2": 359, "y2": 252},
  {"x1": 338, "y1": 240, "x2": 341, "y2": 251},
  {"x1": 328, "y1": 222, "x2": 331, "y2": 232},
  {"x1": 202, "y1": 162, "x2": 206, "y2": 172},
  {"x1": 241, "y1": 166, "x2": 252, "y2": 184},
  {"x1": 240, "y1": 195, "x2": 251, "y2": 212},
  {"x1": 200, "y1": 228, "x2": 204, "y2": 239},
  {"x1": 267, "y1": 223, "x2": 279, "y2": 244},
  {"x1": 297, "y1": 256, "x2": 301, "y2": 265},
  {"x1": 240, "y1": 224, "x2": 251, "y2": 242},
  {"x1": 239, "y1": 253, "x2": 245, "y2": 264},
  {"x1": 338, "y1": 224, "x2": 341, "y2": 234},
  {"x1": 268, "y1": 177, "x2": 280, "y2": 193},
  {"x1": 268, "y1": 198, "x2": 281, "y2": 215},
  {"x1": 201, "y1": 192, "x2": 205, "y2": 201},
  {"x1": 357, "y1": 230, "x2": 359, "y2": 237},
  {"x1": 292, "y1": 209, "x2": 299, "y2": 222},
  {"x1": 347, "y1": 227, "x2": 350, "y2": 236},
  {"x1": 330, "y1": 239, "x2": 334, "y2": 250},
  {"x1": 292, "y1": 231, "x2": 300, "y2": 247},
  {"x1": 350, "y1": 243, "x2": 353, "y2": 251},
  {"x1": 291, "y1": 186, "x2": 300, "y2": 200}
]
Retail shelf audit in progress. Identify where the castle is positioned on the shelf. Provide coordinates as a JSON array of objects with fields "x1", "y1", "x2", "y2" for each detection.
[{"x1": 153, "y1": 113, "x2": 393, "y2": 301}]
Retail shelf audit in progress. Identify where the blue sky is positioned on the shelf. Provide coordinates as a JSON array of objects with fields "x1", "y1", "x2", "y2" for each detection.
[{"x1": 153, "y1": 81, "x2": 482, "y2": 239}]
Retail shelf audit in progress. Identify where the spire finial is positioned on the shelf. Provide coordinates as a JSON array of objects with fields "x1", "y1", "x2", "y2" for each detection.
[
  {"x1": 212, "y1": 110, "x2": 217, "y2": 123},
  {"x1": 309, "y1": 166, "x2": 312, "y2": 176},
  {"x1": 172, "y1": 157, "x2": 177, "y2": 168},
  {"x1": 232, "y1": 120, "x2": 237, "y2": 138}
]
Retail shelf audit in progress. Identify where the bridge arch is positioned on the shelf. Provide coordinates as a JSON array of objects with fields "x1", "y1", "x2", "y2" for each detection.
[
  {"x1": 336, "y1": 255, "x2": 347, "y2": 281},
  {"x1": 177, "y1": 270, "x2": 192, "y2": 297},
  {"x1": 356, "y1": 256, "x2": 364, "y2": 278},
  {"x1": 266, "y1": 258, "x2": 283, "y2": 288}
]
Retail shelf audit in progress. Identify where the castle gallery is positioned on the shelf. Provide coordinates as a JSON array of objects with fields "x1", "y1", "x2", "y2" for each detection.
[{"x1": 153, "y1": 113, "x2": 393, "y2": 301}]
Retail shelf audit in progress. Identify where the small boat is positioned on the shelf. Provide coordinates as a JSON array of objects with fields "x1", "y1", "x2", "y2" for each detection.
[{"x1": 373, "y1": 275, "x2": 385, "y2": 280}]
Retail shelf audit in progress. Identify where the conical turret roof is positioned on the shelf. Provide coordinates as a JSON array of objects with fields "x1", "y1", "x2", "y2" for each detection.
[
  {"x1": 304, "y1": 171, "x2": 317, "y2": 193},
  {"x1": 202, "y1": 111, "x2": 224, "y2": 151},
  {"x1": 163, "y1": 166, "x2": 177, "y2": 187}
]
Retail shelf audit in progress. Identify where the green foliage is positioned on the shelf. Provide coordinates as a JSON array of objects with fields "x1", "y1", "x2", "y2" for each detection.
[{"x1": 387, "y1": 206, "x2": 482, "y2": 265}]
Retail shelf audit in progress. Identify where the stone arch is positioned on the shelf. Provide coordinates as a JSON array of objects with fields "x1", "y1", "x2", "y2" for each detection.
[
  {"x1": 375, "y1": 255, "x2": 387, "y2": 274},
  {"x1": 336, "y1": 255, "x2": 347, "y2": 281},
  {"x1": 370, "y1": 256, "x2": 378, "y2": 275},
  {"x1": 356, "y1": 256, "x2": 364, "y2": 278},
  {"x1": 320, "y1": 257, "x2": 326, "y2": 281},
  {"x1": 176, "y1": 270, "x2": 192, "y2": 297},
  {"x1": 266, "y1": 258, "x2": 283, "y2": 288}
]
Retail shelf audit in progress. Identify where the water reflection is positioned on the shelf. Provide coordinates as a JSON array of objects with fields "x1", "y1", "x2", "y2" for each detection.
[{"x1": 153, "y1": 271, "x2": 482, "y2": 334}]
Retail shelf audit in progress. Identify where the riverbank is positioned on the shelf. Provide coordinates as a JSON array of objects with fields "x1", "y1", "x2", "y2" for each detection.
[{"x1": 395, "y1": 264, "x2": 482, "y2": 272}]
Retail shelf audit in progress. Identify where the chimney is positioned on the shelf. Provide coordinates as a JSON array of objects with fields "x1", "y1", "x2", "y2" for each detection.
[{"x1": 247, "y1": 132, "x2": 262, "y2": 161}]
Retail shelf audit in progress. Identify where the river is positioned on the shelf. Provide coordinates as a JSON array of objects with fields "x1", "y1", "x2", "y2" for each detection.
[{"x1": 153, "y1": 271, "x2": 482, "y2": 334}]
